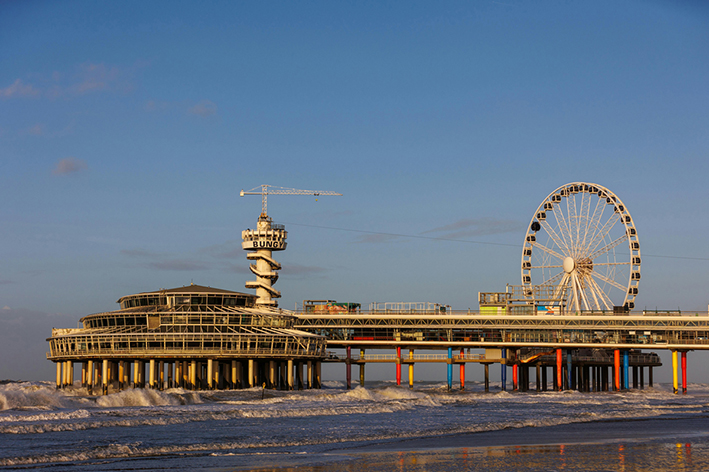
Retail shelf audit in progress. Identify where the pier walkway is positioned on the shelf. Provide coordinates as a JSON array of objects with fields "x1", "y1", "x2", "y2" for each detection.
[{"x1": 296, "y1": 310, "x2": 705, "y2": 393}]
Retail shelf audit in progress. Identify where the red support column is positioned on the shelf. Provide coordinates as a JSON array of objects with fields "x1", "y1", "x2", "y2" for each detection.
[
  {"x1": 396, "y1": 346, "x2": 401, "y2": 386},
  {"x1": 512, "y1": 364, "x2": 518, "y2": 391},
  {"x1": 614, "y1": 349, "x2": 621, "y2": 391},
  {"x1": 556, "y1": 349, "x2": 563, "y2": 391},
  {"x1": 681, "y1": 351, "x2": 688, "y2": 394},
  {"x1": 460, "y1": 348, "x2": 465, "y2": 390}
]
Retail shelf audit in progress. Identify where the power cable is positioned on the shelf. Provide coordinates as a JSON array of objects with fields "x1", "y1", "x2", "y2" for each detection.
[{"x1": 282, "y1": 222, "x2": 709, "y2": 261}]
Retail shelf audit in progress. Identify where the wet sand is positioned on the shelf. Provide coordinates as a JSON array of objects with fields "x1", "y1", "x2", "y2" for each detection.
[{"x1": 248, "y1": 417, "x2": 709, "y2": 472}]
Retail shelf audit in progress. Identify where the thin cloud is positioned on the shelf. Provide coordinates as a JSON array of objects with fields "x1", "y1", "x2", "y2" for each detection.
[
  {"x1": 0, "y1": 79, "x2": 40, "y2": 98},
  {"x1": 28, "y1": 124, "x2": 44, "y2": 136},
  {"x1": 422, "y1": 217, "x2": 523, "y2": 238},
  {"x1": 189, "y1": 100, "x2": 217, "y2": 117},
  {"x1": 353, "y1": 233, "x2": 401, "y2": 244},
  {"x1": 52, "y1": 157, "x2": 87, "y2": 175},
  {"x1": 120, "y1": 248, "x2": 160, "y2": 258}
]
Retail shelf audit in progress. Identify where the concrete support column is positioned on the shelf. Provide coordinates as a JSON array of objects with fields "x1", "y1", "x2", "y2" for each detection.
[
  {"x1": 359, "y1": 349, "x2": 365, "y2": 387},
  {"x1": 102, "y1": 359, "x2": 109, "y2": 395},
  {"x1": 613, "y1": 349, "x2": 620, "y2": 391},
  {"x1": 556, "y1": 349, "x2": 563, "y2": 391},
  {"x1": 484, "y1": 364, "x2": 490, "y2": 392},
  {"x1": 56, "y1": 362, "x2": 62, "y2": 389},
  {"x1": 681, "y1": 351, "x2": 688, "y2": 394},
  {"x1": 118, "y1": 361, "x2": 124, "y2": 390},
  {"x1": 672, "y1": 350, "x2": 679, "y2": 394},
  {"x1": 269, "y1": 361, "x2": 276, "y2": 389},
  {"x1": 459, "y1": 348, "x2": 464, "y2": 391},
  {"x1": 410, "y1": 349, "x2": 415, "y2": 390},
  {"x1": 159, "y1": 361, "x2": 165, "y2": 390},
  {"x1": 81, "y1": 362, "x2": 87, "y2": 388},
  {"x1": 566, "y1": 351, "x2": 572, "y2": 391},
  {"x1": 512, "y1": 364, "x2": 518, "y2": 391},
  {"x1": 231, "y1": 360, "x2": 237, "y2": 389},
  {"x1": 541, "y1": 364, "x2": 548, "y2": 391},
  {"x1": 315, "y1": 361, "x2": 322, "y2": 389},
  {"x1": 306, "y1": 361, "x2": 312, "y2": 389},
  {"x1": 149, "y1": 359, "x2": 156, "y2": 389},
  {"x1": 296, "y1": 362, "x2": 303, "y2": 390},
  {"x1": 639, "y1": 366, "x2": 644, "y2": 390},
  {"x1": 396, "y1": 347, "x2": 401, "y2": 386},
  {"x1": 501, "y1": 348, "x2": 507, "y2": 391},
  {"x1": 536, "y1": 363, "x2": 541, "y2": 392},
  {"x1": 447, "y1": 347, "x2": 453, "y2": 391},
  {"x1": 248, "y1": 359, "x2": 255, "y2": 388},
  {"x1": 207, "y1": 359, "x2": 214, "y2": 390},
  {"x1": 87, "y1": 360, "x2": 94, "y2": 393},
  {"x1": 190, "y1": 360, "x2": 197, "y2": 390},
  {"x1": 623, "y1": 351, "x2": 629, "y2": 391},
  {"x1": 346, "y1": 346, "x2": 352, "y2": 390},
  {"x1": 287, "y1": 359, "x2": 293, "y2": 390}
]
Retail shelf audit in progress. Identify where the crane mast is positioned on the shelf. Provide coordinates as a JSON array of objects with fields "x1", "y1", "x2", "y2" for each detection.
[{"x1": 240, "y1": 184, "x2": 342, "y2": 307}]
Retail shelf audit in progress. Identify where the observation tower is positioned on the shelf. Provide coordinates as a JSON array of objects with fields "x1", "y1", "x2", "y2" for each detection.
[{"x1": 240, "y1": 185, "x2": 342, "y2": 307}]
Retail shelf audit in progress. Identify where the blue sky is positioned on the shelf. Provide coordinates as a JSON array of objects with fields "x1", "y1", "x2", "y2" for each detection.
[{"x1": 1, "y1": 1, "x2": 708, "y2": 381}]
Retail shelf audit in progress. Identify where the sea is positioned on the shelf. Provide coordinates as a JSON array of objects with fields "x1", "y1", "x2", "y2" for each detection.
[{"x1": 2, "y1": 380, "x2": 709, "y2": 471}]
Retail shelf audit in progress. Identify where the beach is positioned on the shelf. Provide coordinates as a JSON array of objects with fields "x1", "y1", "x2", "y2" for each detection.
[{"x1": 2, "y1": 381, "x2": 709, "y2": 470}]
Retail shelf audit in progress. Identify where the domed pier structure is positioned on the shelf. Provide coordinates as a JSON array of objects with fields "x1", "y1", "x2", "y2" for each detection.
[
  {"x1": 47, "y1": 284, "x2": 326, "y2": 394},
  {"x1": 241, "y1": 216, "x2": 287, "y2": 307}
]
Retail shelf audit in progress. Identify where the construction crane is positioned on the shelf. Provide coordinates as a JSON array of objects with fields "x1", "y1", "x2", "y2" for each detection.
[
  {"x1": 239, "y1": 184, "x2": 342, "y2": 307},
  {"x1": 240, "y1": 184, "x2": 342, "y2": 218}
]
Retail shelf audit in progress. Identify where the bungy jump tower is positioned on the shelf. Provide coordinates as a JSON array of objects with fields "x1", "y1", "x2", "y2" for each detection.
[
  {"x1": 240, "y1": 185, "x2": 343, "y2": 307},
  {"x1": 46, "y1": 185, "x2": 340, "y2": 394}
]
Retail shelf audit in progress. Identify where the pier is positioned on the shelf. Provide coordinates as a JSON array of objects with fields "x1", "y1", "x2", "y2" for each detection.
[{"x1": 295, "y1": 308, "x2": 704, "y2": 393}]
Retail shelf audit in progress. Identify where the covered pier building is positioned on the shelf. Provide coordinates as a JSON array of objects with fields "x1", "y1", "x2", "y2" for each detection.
[{"x1": 47, "y1": 284, "x2": 326, "y2": 394}]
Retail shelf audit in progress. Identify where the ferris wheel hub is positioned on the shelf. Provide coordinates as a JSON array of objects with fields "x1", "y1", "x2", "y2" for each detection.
[{"x1": 563, "y1": 256, "x2": 575, "y2": 274}]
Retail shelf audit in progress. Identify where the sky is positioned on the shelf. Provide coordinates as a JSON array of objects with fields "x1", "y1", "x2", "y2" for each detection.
[{"x1": 1, "y1": 1, "x2": 708, "y2": 382}]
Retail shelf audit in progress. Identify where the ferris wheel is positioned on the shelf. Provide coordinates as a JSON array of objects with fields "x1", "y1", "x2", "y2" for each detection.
[{"x1": 521, "y1": 182, "x2": 641, "y2": 313}]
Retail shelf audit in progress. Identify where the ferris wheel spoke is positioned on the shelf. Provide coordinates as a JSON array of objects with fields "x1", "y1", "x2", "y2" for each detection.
[
  {"x1": 584, "y1": 275, "x2": 603, "y2": 311},
  {"x1": 586, "y1": 234, "x2": 628, "y2": 261},
  {"x1": 551, "y1": 201, "x2": 574, "y2": 254},
  {"x1": 588, "y1": 276, "x2": 613, "y2": 310},
  {"x1": 540, "y1": 220, "x2": 570, "y2": 254},
  {"x1": 553, "y1": 273, "x2": 570, "y2": 300},
  {"x1": 539, "y1": 270, "x2": 565, "y2": 287},
  {"x1": 587, "y1": 213, "x2": 621, "y2": 256},
  {"x1": 592, "y1": 262, "x2": 630, "y2": 267},
  {"x1": 531, "y1": 241, "x2": 565, "y2": 261},
  {"x1": 591, "y1": 271, "x2": 626, "y2": 292},
  {"x1": 581, "y1": 194, "x2": 606, "y2": 255},
  {"x1": 574, "y1": 273, "x2": 592, "y2": 311}
]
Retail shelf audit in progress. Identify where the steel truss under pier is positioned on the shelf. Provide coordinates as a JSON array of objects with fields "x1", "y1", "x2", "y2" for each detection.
[
  {"x1": 295, "y1": 310, "x2": 707, "y2": 394},
  {"x1": 47, "y1": 285, "x2": 326, "y2": 394}
]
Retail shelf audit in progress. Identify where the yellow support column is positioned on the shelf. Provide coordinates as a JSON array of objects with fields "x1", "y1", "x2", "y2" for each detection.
[
  {"x1": 56, "y1": 362, "x2": 62, "y2": 389},
  {"x1": 408, "y1": 349, "x2": 414, "y2": 389},
  {"x1": 672, "y1": 350, "x2": 679, "y2": 394},
  {"x1": 190, "y1": 360, "x2": 197, "y2": 390},
  {"x1": 87, "y1": 360, "x2": 94, "y2": 393},
  {"x1": 102, "y1": 359, "x2": 109, "y2": 395},
  {"x1": 207, "y1": 359, "x2": 214, "y2": 390}
]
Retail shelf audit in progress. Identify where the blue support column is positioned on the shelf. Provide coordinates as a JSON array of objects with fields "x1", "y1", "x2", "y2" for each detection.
[
  {"x1": 501, "y1": 348, "x2": 507, "y2": 391},
  {"x1": 447, "y1": 347, "x2": 453, "y2": 391},
  {"x1": 566, "y1": 351, "x2": 572, "y2": 391},
  {"x1": 623, "y1": 350, "x2": 629, "y2": 390}
]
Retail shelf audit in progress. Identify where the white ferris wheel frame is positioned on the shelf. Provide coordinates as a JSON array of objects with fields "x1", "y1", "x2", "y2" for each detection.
[{"x1": 521, "y1": 182, "x2": 641, "y2": 313}]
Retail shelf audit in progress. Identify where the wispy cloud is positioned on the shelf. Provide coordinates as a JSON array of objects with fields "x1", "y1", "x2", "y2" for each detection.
[
  {"x1": 120, "y1": 248, "x2": 161, "y2": 258},
  {"x1": 0, "y1": 79, "x2": 40, "y2": 98},
  {"x1": 353, "y1": 233, "x2": 401, "y2": 244},
  {"x1": 422, "y1": 217, "x2": 523, "y2": 239},
  {"x1": 189, "y1": 100, "x2": 217, "y2": 117},
  {"x1": 52, "y1": 157, "x2": 87, "y2": 175}
]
